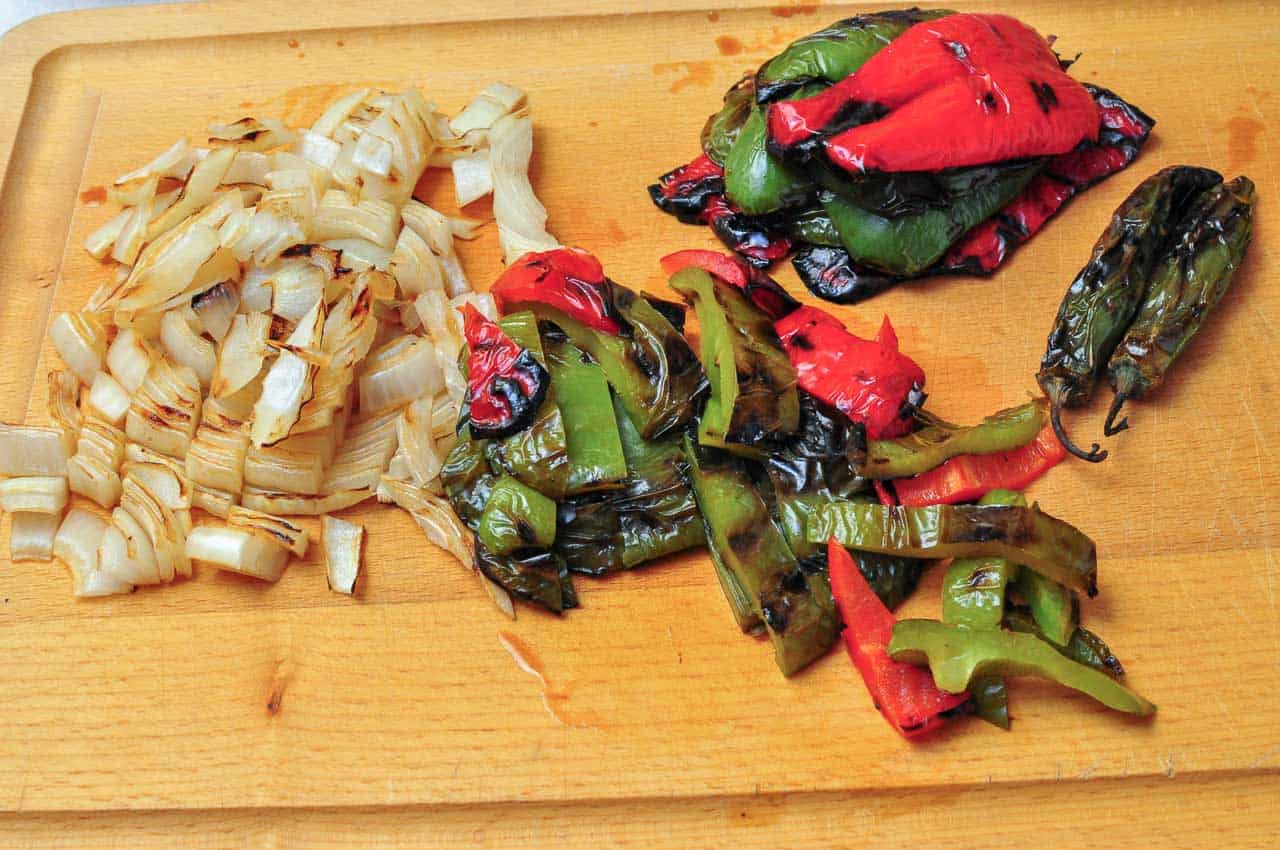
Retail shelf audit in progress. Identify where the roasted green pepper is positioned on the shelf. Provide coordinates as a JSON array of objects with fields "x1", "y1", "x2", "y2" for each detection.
[
  {"x1": 684, "y1": 436, "x2": 840, "y2": 674},
  {"x1": 861, "y1": 400, "x2": 1047, "y2": 480},
  {"x1": 701, "y1": 75, "x2": 755, "y2": 166},
  {"x1": 1004, "y1": 608, "x2": 1123, "y2": 678},
  {"x1": 806, "y1": 501, "x2": 1098, "y2": 596},
  {"x1": 723, "y1": 105, "x2": 814, "y2": 216},
  {"x1": 542, "y1": 328, "x2": 628, "y2": 494},
  {"x1": 669, "y1": 267, "x2": 799, "y2": 454},
  {"x1": 889, "y1": 620, "x2": 1154, "y2": 715},
  {"x1": 478, "y1": 475, "x2": 557, "y2": 555},
  {"x1": 1037, "y1": 165, "x2": 1223, "y2": 461},
  {"x1": 1014, "y1": 567, "x2": 1078, "y2": 647},
  {"x1": 1104, "y1": 176, "x2": 1255, "y2": 436}
]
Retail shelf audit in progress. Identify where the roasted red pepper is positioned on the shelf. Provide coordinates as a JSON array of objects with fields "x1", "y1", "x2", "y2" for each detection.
[
  {"x1": 701, "y1": 196, "x2": 794, "y2": 268},
  {"x1": 491, "y1": 248, "x2": 620, "y2": 335},
  {"x1": 462, "y1": 304, "x2": 550, "y2": 439},
  {"x1": 767, "y1": 13, "x2": 1101, "y2": 173},
  {"x1": 659, "y1": 249, "x2": 799, "y2": 320},
  {"x1": 647, "y1": 154, "x2": 726, "y2": 224},
  {"x1": 775, "y1": 306, "x2": 924, "y2": 439},
  {"x1": 882, "y1": 424, "x2": 1067, "y2": 507},
  {"x1": 827, "y1": 537, "x2": 968, "y2": 738}
]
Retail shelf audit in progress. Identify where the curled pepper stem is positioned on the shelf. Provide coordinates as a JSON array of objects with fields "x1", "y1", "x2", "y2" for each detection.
[
  {"x1": 1050, "y1": 397, "x2": 1108, "y2": 463},
  {"x1": 1103, "y1": 393, "x2": 1130, "y2": 437}
]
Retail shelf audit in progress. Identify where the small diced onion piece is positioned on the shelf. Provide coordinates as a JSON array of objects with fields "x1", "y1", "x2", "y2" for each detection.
[
  {"x1": 84, "y1": 208, "x2": 132, "y2": 260},
  {"x1": 87, "y1": 372, "x2": 131, "y2": 425},
  {"x1": 451, "y1": 150, "x2": 492, "y2": 208},
  {"x1": 191, "y1": 282, "x2": 240, "y2": 343},
  {"x1": 359, "y1": 337, "x2": 441, "y2": 415},
  {"x1": 67, "y1": 455, "x2": 122, "y2": 509},
  {"x1": 0, "y1": 424, "x2": 70, "y2": 476},
  {"x1": 322, "y1": 514, "x2": 364, "y2": 594},
  {"x1": 0, "y1": 476, "x2": 69, "y2": 514},
  {"x1": 211, "y1": 313, "x2": 270, "y2": 399},
  {"x1": 251, "y1": 298, "x2": 324, "y2": 446},
  {"x1": 191, "y1": 485, "x2": 237, "y2": 518},
  {"x1": 185, "y1": 525, "x2": 290, "y2": 582},
  {"x1": 227, "y1": 505, "x2": 309, "y2": 557},
  {"x1": 112, "y1": 507, "x2": 159, "y2": 582},
  {"x1": 55, "y1": 507, "x2": 132, "y2": 597},
  {"x1": 161, "y1": 309, "x2": 216, "y2": 388},
  {"x1": 9, "y1": 511, "x2": 60, "y2": 561},
  {"x1": 49, "y1": 312, "x2": 107, "y2": 384},
  {"x1": 107, "y1": 328, "x2": 154, "y2": 394},
  {"x1": 97, "y1": 524, "x2": 156, "y2": 586}
]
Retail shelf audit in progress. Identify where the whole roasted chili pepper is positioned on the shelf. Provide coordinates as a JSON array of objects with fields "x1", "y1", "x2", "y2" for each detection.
[
  {"x1": 1037, "y1": 165, "x2": 1223, "y2": 461},
  {"x1": 806, "y1": 501, "x2": 1098, "y2": 597},
  {"x1": 684, "y1": 436, "x2": 840, "y2": 675},
  {"x1": 888, "y1": 620, "x2": 1154, "y2": 715},
  {"x1": 1103, "y1": 176, "x2": 1255, "y2": 436},
  {"x1": 766, "y1": 14, "x2": 1101, "y2": 174},
  {"x1": 775, "y1": 305, "x2": 925, "y2": 439},
  {"x1": 669, "y1": 268, "x2": 799, "y2": 454},
  {"x1": 461, "y1": 304, "x2": 549, "y2": 439},
  {"x1": 827, "y1": 537, "x2": 968, "y2": 738},
  {"x1": 862, "y1": 399, "x2": 1047, "y2": 480},
  {"x1": 884, "y1": 423, "x2": 1066, "y2": 507},
  {"x1": 542, "y1": 328, "x2": 628, "y2": 494},
  {"x1": 478, "y1": 474, "x2": 557, "y2": 555}
]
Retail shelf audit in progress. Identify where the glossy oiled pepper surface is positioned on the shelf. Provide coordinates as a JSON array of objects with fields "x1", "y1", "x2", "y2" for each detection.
[
  {"x1": 862, "y1": 399, "x2": 1047, "y2": 480},
  {"x1": 462, "y1": 304, "x2": 549, "y2": 439},
  {"x1": 478, "y1": 475, "x2": 557, "y2": 555}
]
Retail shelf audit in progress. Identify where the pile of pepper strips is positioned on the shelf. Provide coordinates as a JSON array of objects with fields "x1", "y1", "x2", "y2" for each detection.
[
  {"x1": 443, "y1": 245, "x2": 1155, "y2": 735},
  {"x1": 649, "y1": 10, "x2": 1156, "y2": 304}
]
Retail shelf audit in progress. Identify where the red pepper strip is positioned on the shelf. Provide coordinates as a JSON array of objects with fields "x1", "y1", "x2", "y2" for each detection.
[
  {"x1": 462, "y1": 304, "x2": 550, "y2": 438},
  {"x1": 701, "y1": 196, "x2": 794, "y2": 268},
  {"x1": 647, "y1": 154, "x2": 726, "y2": 223},
  {"x1": 658, "y1": 249, "x2": 800, "y2": 320},
  {"x1": 768, "y1": 13, "x2": 1100, "y2": 173},
  {"x1": 827, "y1": 537, "x2": 968, "y2": 738},
  {"x1": 888, "y1": 423, "x2": 1068, "y2": 507},
  {"x1": 774, "y1": 306, "x2": 925, "y2": 439},
  {"x1": 491, "y1": 247, "x2": 620, "y2": 335}
]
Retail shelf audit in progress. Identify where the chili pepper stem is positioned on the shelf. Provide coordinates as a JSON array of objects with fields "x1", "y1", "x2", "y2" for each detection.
[
  {"x1": 1050, "y1": 396, "x2": 1108, "y2": 463},
  {"x1": 1103, "y1": 392, "x2": 1131, "y2": 437}
]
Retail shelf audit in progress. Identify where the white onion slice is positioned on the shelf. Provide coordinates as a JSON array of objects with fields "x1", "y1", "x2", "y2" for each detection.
[
  {"x1": 67, "y1": 455, "x2": 122, "y2": 509},
  {"x1": 0, "y1": 476, "x2": 69, "y2": 514},
  {"x1": 161, "y1": 309, "x2": 216, "y2": 388},
  {"x1": 490, "y1": 112, "x2": 558, "y2": 263},
  {"x1": 106, "y1": 328, "x2": 153, "y2": 394},
  {"x1": 359, "y1": 337, "x2": 441, "y2": 415},
  {"x1": 211, "y1": 313, "x2": 269, "y2": 398},
  {"x1": 114, "y1": 138, "x2": 193, "y2": 185},
  {"x1": 451, "y1": 150, "x2": 492, "y2": 207},
  {"x1": 0, "y1": 424, "x2": 70, "y2": 476},
  {"x1": 251, "y1": 298, "x2": 324, "y2": 446},
  {"x1": 49, "y1": 312, "x2": 107, "y2": 384},
  {"x1": 84, "y1": 208, "x2": 132, "y2": 260},
  {"x1": 227, "y1": 505, "x2": 309, "y2": 556},
  {"x1": 191, "y1": 281, "x2": 239, "y2": 342},
  {"x1": 322, "y1": 514, "x2": 363, "y2": 594},
  {"x1": 10, "y1": 511, "x2": 60, "y2": 561},
  {"x1": 185, "y1": 525, "x2": 289, "y2": 582}
]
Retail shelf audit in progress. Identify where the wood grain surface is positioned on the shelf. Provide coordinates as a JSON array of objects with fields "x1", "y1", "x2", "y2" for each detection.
[{"x1": 0, "y1": 0, "x2": 1276, "y2": 845}]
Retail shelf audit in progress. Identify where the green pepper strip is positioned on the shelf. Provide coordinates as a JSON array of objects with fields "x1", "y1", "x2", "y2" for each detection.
[
  {"x1": 478, "y1": 475, "x2": 557, "y2": 555},
  {"x1": 669, "y1": 268, "x2": 799, "y2": 455},
  {"x1": 889, "y1": 620, "x2": 1155, "y2": 715},
  {"x1": 542, "y1": 331, "x2": 628, "y2": 494},
  {"x1": 862, "y1": 400, "x2": 1047, "y2": 480},
  {"x1": 806, "y1": 501, "x2": 1098, "y2": 597},
  {"x1": 1004, "y1": 609, "x2": 1124, "y2": 678}
]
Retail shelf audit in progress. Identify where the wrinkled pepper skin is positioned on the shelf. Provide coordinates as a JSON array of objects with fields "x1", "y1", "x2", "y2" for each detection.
[
  {"x1": 669, "y1": 268, "x2": 799, "y2": 454},
  {"x1": 478, "y1": 475, "x2": 557, "y2": 555},
  {"x1": 889, "y1": 620, "x2": 1154, "y2": 715},
  {"x1": 1104, "y1": 176, "x2": 1255, "y2": 436},
  {"x1": 1037, "y1": 165, "x2": 1223, "y2": 461},
  {"x1": 659, "y1": 249, "x2": 800, "y2": 320},
  {"x1": 941, "y1": 490, "x2": 1025, "y2": 630},
  {"x1": 542, "y1": 329, "x2": 628, "y2": 494},
  {"x1": 701, "y1": 75, "x2": 755, "y2": 166},
  {"x1": 724, "y1": 104, "x2": 816, "y2": 216},
  {"x1": 862, "y1": 400, "x2": 1047, "y2": 480},
  {"x1": 461, "y1": 304, "x2": 549, "y2": 439},
  {"x1": 767, "y1": 14, "x2": 1101, "y2": 174},
  {"x1": 684, "y1": 437, "x2": 840, "y2": 675},
  {"x1": 775, "y1": 306, "x2": 925, "y2": 439},
  {"x1": 806, "y1": 501, "x2": 1098, "y2": 597},
  {"x1": 828, "y1": 538, "x2": 968, "y2": 737},
  {"x1": 648, "y1": 154, "x2": 726, "y2": 224}
]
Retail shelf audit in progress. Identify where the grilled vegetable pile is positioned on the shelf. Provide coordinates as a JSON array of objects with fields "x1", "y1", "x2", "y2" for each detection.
[{"x1": 649, "y1": 11, "x2": 1156, "y2": 303}]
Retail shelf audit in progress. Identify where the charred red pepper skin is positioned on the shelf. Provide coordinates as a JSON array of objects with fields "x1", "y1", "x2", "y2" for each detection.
[
  {"x1": 767, "y1": 14, "x2": 1100, "y2": 173},
  {"x1": 659, "y1": 249, "x2": 800, "y2": 320},
  {"x1": 884, "y1": 423, "x2": 1067, "y2": 507},
  {"x1": 647, "y1": 154, "x2": 726, "y2": 224},
  {"x1": 491, "y1": 248, "x2": 620, "y2": 335},
  {"x1": 461, "y1": 304, "x2": 550, "y2": 439},
  {"x1": 827, "y1": 537, "x2": 968, "y2": 738},
  {"x1": 775, "y1": 306, "x2": 925, "y2": 439}
]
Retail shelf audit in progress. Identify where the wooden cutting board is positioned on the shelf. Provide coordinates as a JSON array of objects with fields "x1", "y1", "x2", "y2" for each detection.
[{"x1": 0, "y1": 0, "x2": 1276, "y2": 845}]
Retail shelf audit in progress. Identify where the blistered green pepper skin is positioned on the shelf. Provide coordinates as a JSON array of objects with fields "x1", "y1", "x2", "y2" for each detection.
[
  {"x1": 669, "y1": 268, "x2": 799, "y2": 454},
  {"x1": 1003, "y1": 609, "x2": 1125, "y2": 678},
  {"x1": 818, "y1": 160, "x2": 1039, "y2": 276},
  {"x1": 478, "y1": 475, "x2": 557, "y2": 555},
  {"x1": 890, "y1": 620, "x2": 1154, "y2": 714},
  {"x1": 684, "y1": 436, "x2": 840, "y2": 675},
  {"x1": 701, "y1": 75, "x2": 755, "y2": 166},
  {"x1": 1104, "y1": 176, "x2": 1255, "y2": 434},
  {"x1": 542, "y1": 330, "x2": 628, "y2": 494},
  {"x1": 753, "y1": 8, "x2": 953, "y2": 103},
  {"x1": 441, "y1": 426, "x2": 494, "y2": 527},
  {"x1": 806, "y1": 501, "x2": 1098, "y2": 596},
  {"x1": 724, "y1": 106, "x2": 814, "y2": 216},
  {"x1": 1037, "y1": 166, "x2": 1223, "y2": 461},
  {"x1": 941, "y1": 490, "x2": 1025, "y2": 629},
  {"x1": 862, "y1": 401, "x2": 1047, "y2": 480}
]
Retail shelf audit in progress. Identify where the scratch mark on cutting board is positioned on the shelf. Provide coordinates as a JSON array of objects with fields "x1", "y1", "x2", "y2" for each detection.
[
  {"x1": 498, "y1": 632, "x2": 601, "y2": 730},
  {"x1": 1160, "y1": 753, "x2": 1176, "y2": 779}
]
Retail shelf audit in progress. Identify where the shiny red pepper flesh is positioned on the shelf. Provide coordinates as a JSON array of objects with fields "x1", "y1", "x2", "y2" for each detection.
[
  {"x1": 774, "y1": 306, "x2": 924, "y2": 439},
  {"x1": 827, "y1": 537, "x2": 969, "y2": 738},
  {"x1": 491, "y1": 248, "x2": 620, "y2": 336},
  {"x1": 462, "y1": 304, "x2": 549, "y2": 438},
  {"x1": 658, "y1": 249, "x2": 800, "y2": 320},
  {"x1": 767, "y1": 13, "x2": 1101, "y2": 173},
  {"x1": 882, "y1": 423, "x2": 1067, "y2": 507}
]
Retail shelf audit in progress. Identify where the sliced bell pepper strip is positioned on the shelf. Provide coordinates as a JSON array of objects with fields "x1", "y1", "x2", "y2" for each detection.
[
  {"x1": 491, "y1": 248, "x2": 619, "y2": 335},
  {"x1": 1014, "y1": 567, "x2": 1079, "y2": 648},
  {"x1": 861, "y1": 400, "x2": 1047, "y2": 480},
  {"x1": 478, "y1": 474, "x2": 557, "y2": 555},
  {"x1": 659, "y1": 249, "x2": 800, "y2": 320},
  {"x1": 827, "y1": 537, "x2": 968, "y2": 738},
  {"x1": 541, "y1": 329, "x2": 628, "y2": 495},
  {"x1": 889, "y1": 620, "x2": 1155, "y2": 715},
  {"x1": 1004, "y1": 608, "x2": 1125, "y2": 678},
  {"x1": 885, "y1": 423, "x2": 1067, "y2": 507},
  {"x1": 462, "y1": 304, "x2": 550, "y2": 439},
  {"x1": 775, "y1": 305, "x2": 925, "y2": 439}
]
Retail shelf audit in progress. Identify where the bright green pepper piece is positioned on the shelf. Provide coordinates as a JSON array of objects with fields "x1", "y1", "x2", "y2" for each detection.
[
  {"x1": 542, "y1": 330, "x2": 627, "y2": 494},
  {"x1": 723, "y1": 106, "x2": 813, "y2": 216},
  {"x1": 478, "y1": 475, "x2": 557, "y2": 555},
  {"x1": 701, "y1": 76, "x2": 755, "y2": 166},
  {"x1": 1014, "y1": 569, "x2": 1078, "y2": 647},
  {"x1": 889, "y1": 620, "x2": 1155, "y2": 715},
  {"x1": 806, "y1": 501, "x2": 1097, "y2": 596},
  {"x1": 684, "y1": 436, "x2": 840, "y2": 675},
  {"x1": 1004, "y1": 609, "x2": 1124, "y2": 678},
  {"x1": 669, "y1": 268, "x2": 799, "y2": 455},
  {"x1": 861, "y1": 400, "x2": 1047, "y2": 480}
]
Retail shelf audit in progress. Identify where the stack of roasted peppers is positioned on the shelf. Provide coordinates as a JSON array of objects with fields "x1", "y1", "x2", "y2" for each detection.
[
  {"x1": 649, "y1": 10, "x2": 1156, "y2": 303},
  {"x1": 443, "y1": 245, "x2": 1155, "y2": 736}
]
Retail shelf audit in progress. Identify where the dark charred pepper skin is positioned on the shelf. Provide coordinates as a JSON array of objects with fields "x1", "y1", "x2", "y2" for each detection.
[
  {"x1": 1036, "y1": 165, "x2": 1222, "y2": 461},
  {"x1": 461, "y1": 305, "x2": 550, "y2": 439}
]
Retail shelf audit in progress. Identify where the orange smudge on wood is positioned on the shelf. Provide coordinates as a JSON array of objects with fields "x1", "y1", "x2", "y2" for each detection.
[
  {"x1": 652, "y1": 61, "x2": 714, "y2": 94},
  {"x1": 708, "y1": 10, "x2": 720, "y2": 21},
  {"x1": 78, "y1": 185, "x2": 106, "y2": 205},
  {"x1": 716, "y1": 35, "x2": 743, "y2": 56},
  {"x1": 771, "y1": 2, "x2": 819, "y2": 18},
  {"x1": 287, "y1": 38, "x2": 299, "y2": 48},
  {"x1": 1226, "y1": 115, "x2": 1265, "y2": 171}
]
